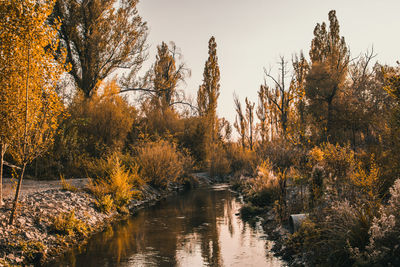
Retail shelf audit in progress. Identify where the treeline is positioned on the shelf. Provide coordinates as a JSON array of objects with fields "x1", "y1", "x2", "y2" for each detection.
[{"x1": 231, "y1": 10, "x2": 400, "y2": 266}]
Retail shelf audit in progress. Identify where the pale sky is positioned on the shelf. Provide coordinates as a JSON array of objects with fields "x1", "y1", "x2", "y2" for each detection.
[{"x1": 137, "y1": 0, "x2": 400, "y2": 124}]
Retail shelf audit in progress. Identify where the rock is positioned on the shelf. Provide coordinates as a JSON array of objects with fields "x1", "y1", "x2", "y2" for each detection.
[
  {"x1": 25, "y1": 232, "x2": 33, "y2": 239},
  {"x1": 17, "y1": 218, "x2": 26, "y2": 225}
]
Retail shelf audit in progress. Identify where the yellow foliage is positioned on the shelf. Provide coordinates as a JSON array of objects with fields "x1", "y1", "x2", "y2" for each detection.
[
  {"x1": 351, "y1": 155, "x2": 380, "y2": 200},
  {"x1": 137, "y1": 140, "x2": 187, "y2": 188},
  {"x1": 51, "y1": 209, "x2": 89, "y2": 237},
  {"x1": 309, "y1": 143, "x2": 356, "y2": 181},
  {"x1": 60, "y1": 174, "x2": 78, "y2": 192},
  {"x1": 68, "y1": 81, "x2": 135, "y2": 156},
  {"x1": 87, "y1": 154, "x2": 142, "y2": 212},
  {"x1": 0, "y1": 0, "x2": 66, "y2": 164}
]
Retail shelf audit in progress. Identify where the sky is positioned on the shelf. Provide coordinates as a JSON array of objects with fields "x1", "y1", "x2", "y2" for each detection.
[{"x1": 137, "y1": 0, "x2": 400, "y2": 124}]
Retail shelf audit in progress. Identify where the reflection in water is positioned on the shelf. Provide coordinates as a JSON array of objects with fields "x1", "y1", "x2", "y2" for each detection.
[{"x1": 49, "y1": 184, "x2": 284, "y2": 267}]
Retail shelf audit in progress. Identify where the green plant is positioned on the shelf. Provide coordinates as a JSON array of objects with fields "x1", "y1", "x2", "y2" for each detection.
[{"x1": 50, "y1": 210, "x2": 89, "y2": 238}]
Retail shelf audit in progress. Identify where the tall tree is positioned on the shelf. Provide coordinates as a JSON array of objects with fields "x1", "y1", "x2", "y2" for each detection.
[
  {"x1": 233, "y1": 95, "x2": 255, "y2": 150},
  {"x1": 306, "y1": 10, "x2": 349, "y2": 142},
  {"x1": 0, "y1": 0, "x2": 21, "y2": 206},
  {"x1": 256, "y1": 85, "x2": 268, "y2": 144},
  {"x1": 245, "y1": 98, "x2": 255, "y2": 150},
  {"x1": 197, "y1": 36, "x2": 221, "y2": 141},
  {"x1": 260, "y1": 57, "x2": 295, "y2": 139},
  {"x1": 291, "y1": 51, "x2": 310, "y2": 144},
  {"x1": 0, "y1": 0, "x2": 66, "y2": 224},
  {"x1": 52, "y1": 0, "x2": 148, "y2": 98},
  {"x1": 233, "y1": 94, "x2": 246, "y2": 149},
  {"x1": 151, "y1": 41, "x2": 189, "y2": 111}
]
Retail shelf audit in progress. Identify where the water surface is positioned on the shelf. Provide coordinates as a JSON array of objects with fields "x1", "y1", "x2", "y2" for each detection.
[{"x1": 50, "y1": 184, "x2": 284, "y2": 267}]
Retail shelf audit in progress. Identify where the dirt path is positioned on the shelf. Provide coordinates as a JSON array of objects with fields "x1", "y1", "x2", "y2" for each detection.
[{"x1": 1, "y1": 178, "x2": 88, "y2": 199}]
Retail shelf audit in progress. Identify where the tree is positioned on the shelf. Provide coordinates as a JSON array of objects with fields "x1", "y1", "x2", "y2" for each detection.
[
  {"x1": 0, "y1": 0, "x2": 66, "y2": 224},
  {"x1": 306, "y1": 10, "x2": 350, "y2": 142},
  {"x1": 52, "y1": 0, "x2": 148, "y2": 98},
  {"x1": 233, "y1": 94, "x2": 247, "y2": 149},
  {"x1": 260, "y1": 57, "x2": 295, "y2": 139},
  {"x1": 291, "y1": 52, "x2": 310, "y2": 144},
  {"x1": 151, "y1": 42, "x2": 189, "y2": 111},
  {"x1": 0, "y1": 1, "x2": 23, "y2": 206},
  {"x1": 233, "y1": 95, "x2": 255, "y2": 150},
  {"x1": 197, "y1": 36, "x2": 221, "y2": 142},
  {"x1": 245, "y1": 98, "x2": 255, "y2": 150}
]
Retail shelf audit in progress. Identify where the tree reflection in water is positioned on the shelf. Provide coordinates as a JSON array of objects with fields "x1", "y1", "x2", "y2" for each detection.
[{"x1": 48, "y1": 184, "x2": 283, "y2": 267}]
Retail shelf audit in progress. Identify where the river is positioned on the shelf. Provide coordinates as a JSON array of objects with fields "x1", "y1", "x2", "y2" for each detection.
[{"x1": 48, "y1": 184, "x2": 284, "y2": 267}]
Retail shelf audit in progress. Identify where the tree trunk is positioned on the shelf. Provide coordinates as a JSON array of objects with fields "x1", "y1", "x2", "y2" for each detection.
[
  {"x1": 9, "y1": 163, "x2": 27, "y2": 225},
  {"x1": 326, "y1": 99, "x2": 333, "y2": 142},
  {"x1": 0, "y1": 143, "x2": 6, "y2": 207}
]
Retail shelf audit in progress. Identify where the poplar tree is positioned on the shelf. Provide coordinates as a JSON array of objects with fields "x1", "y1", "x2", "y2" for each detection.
[
  {"x1": 0, "y1": 0, "x2": 66, "y2": 224},
  {"x1": 234, "y1": 94, "x2": 246, "y2": 149},
  {"x1": 197, "y1": 36, "x2": 220, "y2": 141},
  {"x1": 52, "y1": 0, "x2": 148, "y2": 98},
  {"x1": 245, "y1": 98, "x2": 255, "y2": 150},
  {"x1": 306, "y1": 10, "x2": 349, "y2": 142},
  {"x1": 151, "y1": 42, "x2": 189, "y2": 111}
]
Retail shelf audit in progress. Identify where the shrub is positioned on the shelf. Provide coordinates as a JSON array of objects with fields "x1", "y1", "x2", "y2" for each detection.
[
  {"x1": 244, "y1": 160, "x2": 279, "y2": 207},
  {"x1": 364, "y1": 178, "x2": 400, "y2": 265},
  {"x1": 136, "y1": 140, "x2": 190, "y2": 188},
  {"x1": 309, "y1": 143, "x2": 356, "y2": 182},
  {"x1": 60, "y1": 174, "x2": 77, "y2": 192},
  {"x1": 33, "y1": 80, "x2": 137, "y2": 178},
  {"x1": 208, "y1": 143, "x2": 230, "y2": 179},
  {"x1": 10, "y1": 240, "x2": 47, "y2": 264},
  {"x1": 87, "y1": 154, "x2": 142, "y2": 212},
  {"x1": 240, "y1": 204, "x2": 264, "y2": 219},
  {"x1": 287, "y1": 200, "x2": 376, "y2": 266},
  {"x1": 226, "y1": 144, "x2": 258, "y2": 176},
  {"x1": 95, "y1": 194, "x2": 114, "y2": 214},
  {"x1": 50, "y1": 210, "x2": 89, "y2": 238},
  {"x1": 309, "y1": 143, "x2": 357, "y2": 201}
]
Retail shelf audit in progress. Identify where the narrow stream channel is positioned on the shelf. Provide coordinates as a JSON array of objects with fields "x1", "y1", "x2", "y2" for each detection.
[{"x1": 48, "y1": 184, "x2": 284, "y2": 266}]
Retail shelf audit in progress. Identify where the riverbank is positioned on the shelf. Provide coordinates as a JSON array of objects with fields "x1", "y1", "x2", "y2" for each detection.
[
  {"x1": 230, "y1": 177, "x2": 292, "y2": 266},
  {"x1": 0, "y1": 175, "x2": 206, "y2": 266}
]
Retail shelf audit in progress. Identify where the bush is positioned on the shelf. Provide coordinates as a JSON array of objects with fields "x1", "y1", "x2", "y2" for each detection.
[
  {"x1": 10, "y1": 240, "x2": 47, "y2": 264},
  {"x1": 208, "y1": 143, "x2": 230, "y2": 179},
  {"x1": 286, "y1": 200, "x2": 376, "y2": 266},
  {"x1": 309, "y1": 143, "x2": 357, "y2": 201},
  {"x1": 226, "y1": 144, "x2": 258, "y2": 176},
  {"x1": 33, "y1": 80, "x2": 136, "y2": 178},
  {"x1": 50, "y1": 210, "x2": 89, "y2": 238},
  {"x1": 87, "y1": 154, "x2": 142, "y2": 212},
  {"x1": 95, "y1": 194, "x2": 114, "y2": 214},
  {"x1": 364, "y1": 178, "x2": 400, "y2": 265},
  {"x1": 309, "y1": 142, "x2": 356, "y2": 182},
  {"x1": 240, "y1": 204, "x2": 264, "y2": 219},
  {"x1": 244, "y1": 160, "x2": 279, "y2": 207},
  {"x1": 60, "y1": 174, "x2": 77, "y2": 192},
  {"x1": 136, "y1": 140, "x2": 191, "y2": 188}
]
